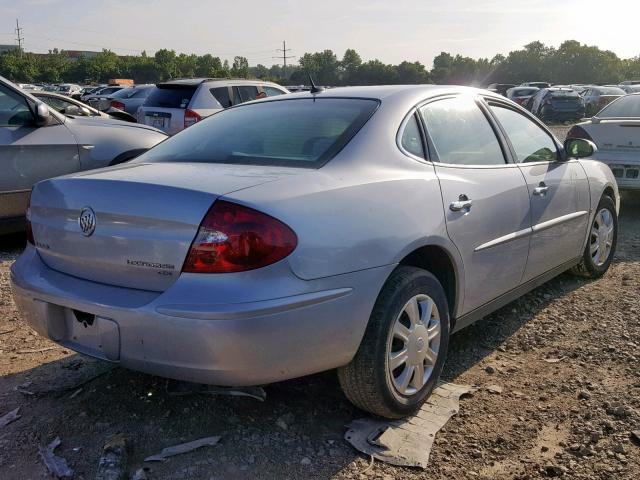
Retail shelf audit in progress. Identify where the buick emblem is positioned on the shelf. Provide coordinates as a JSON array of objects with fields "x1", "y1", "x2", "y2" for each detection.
[{"x1": 78, "y1": 207, "x2": 96, "y2": 237}]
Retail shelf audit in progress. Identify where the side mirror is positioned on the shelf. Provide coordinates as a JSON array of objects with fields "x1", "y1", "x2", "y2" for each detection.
[
  {"x1": 64, "y1": 105, "x2": 91, "y2": 116},
  {"x1": 34, "y1": 101, "x2": 51, "y2": 126},
  {"x1": 564, "y1": 138, "x2": 597, "y2": 159}
]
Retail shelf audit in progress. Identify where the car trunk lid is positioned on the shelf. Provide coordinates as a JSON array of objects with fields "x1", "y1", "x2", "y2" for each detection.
[
  {"x1": 30, "y1": 162, "x2": 300, "y2": 291},
  {"x1": 588, "y1": 119, "x2": 640, "y2": 155}
]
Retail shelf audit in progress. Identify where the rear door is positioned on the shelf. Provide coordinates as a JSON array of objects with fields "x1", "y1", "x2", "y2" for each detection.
[
  {"x1": 486, "y1": 100, "x2": 590, "y2": 282},
  {"x1": 0, "y1": 84, "x2": 79, "y2": 223},
  {"x1": 419, "y1": 95, "x2": 531, "y2": 314}
]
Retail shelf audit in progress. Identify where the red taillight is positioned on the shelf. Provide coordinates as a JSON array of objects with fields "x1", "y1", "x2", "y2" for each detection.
[
  {"x1": 110, "y1": 100, "x2": 126, "y2": 110},
  {"x1": 26, "y1": 192, "x2": 34, "y2": 245},
  {"x1": 183, "y1": 201, "x2": 297, "y2": 273},
  {"x1": 567, "y1": 125, "x2": 593, "y2": 141},
  {"x1": 184, "y1": 109, "x2": 201, "y2": 129}
]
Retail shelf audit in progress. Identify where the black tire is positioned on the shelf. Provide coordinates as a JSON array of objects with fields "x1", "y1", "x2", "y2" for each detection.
[
  {"x1": 571, "y1": 195, "x2": 617, "y2": 278},
  {"x1": 338, "y1": 266, "x2": 450, "y2": 419}
]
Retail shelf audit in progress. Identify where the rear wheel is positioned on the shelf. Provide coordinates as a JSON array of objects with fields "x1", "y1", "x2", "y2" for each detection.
[
  {"x1": 338, "y1": 267, "x2": 450, "y2": 419},
  {"x1": 571, "y1": 195, "x2": 617, "y2": 278}
]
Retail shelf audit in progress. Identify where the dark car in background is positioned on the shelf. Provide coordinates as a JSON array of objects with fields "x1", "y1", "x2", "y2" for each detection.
[
  {"x1": 530, "y1": 88, "x2": 585, "y2": 122},
  {"x1": 506, "y1": 86, "x2": 539, "y2": 106},
  {"x1": 87, "y1": 84, "x2": 155, "y2": 114},
  {"x1": 520, "y1": 81, "x2": 551, "y2": 89},
  {"x1": 487, "y1": 83, "x2": 516, "y2": 96},
  {"x1": 582, "y1": 86, "x2": 626, "y2": 117},
  {"x1": 80, "y1": 85, "x2": 124, "y2": 103}
]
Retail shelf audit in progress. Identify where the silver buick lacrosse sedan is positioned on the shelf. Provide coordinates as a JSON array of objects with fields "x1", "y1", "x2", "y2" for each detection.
[{"x1": 11, "y1": 85, "x2": 618, "y2": 418}]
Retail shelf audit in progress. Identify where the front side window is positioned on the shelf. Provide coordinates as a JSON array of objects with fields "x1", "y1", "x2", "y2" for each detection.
[
  {"x1": 400, "y1": 114, "x2": 425, "y2": 158},
  {"x1": 419, "y1": 96, "x2": 505, "y2": 165},
  {"x1": 137, "y1": 98, "x2": 378, "y2": 168},
  {"x1": 0, "y1": 85, "x2": 32, "y2": 126},
  {"x1": 490, "y1": 104, "x2": 558, "y2": 163}
]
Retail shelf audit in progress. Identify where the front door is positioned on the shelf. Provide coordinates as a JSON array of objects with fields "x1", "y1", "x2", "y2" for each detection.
[
  {"x1": 419, "y1": 96, "x2": 531, "y2": 315},
  {"x1": 485, "y1": 101, "x2": 590, "y2": 282},
  {"x1": 0, "y1": 84, "x2": 79, "y2": 221}
]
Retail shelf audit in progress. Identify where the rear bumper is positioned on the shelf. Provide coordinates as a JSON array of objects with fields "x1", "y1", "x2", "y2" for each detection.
[
  {"x1": 592, "y1": 155, "x2": 640, "y2": 190},
  {"x1": 540, "y1": 107, "x2": 584, "y2": 120},
  {"x1": 10, "y1": 246, "x2": 391, "y2": 386}
]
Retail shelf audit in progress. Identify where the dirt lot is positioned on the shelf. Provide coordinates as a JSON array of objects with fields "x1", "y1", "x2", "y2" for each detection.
[{"x1": 1, "y1": 174, "x2": 639, "y2": 478}]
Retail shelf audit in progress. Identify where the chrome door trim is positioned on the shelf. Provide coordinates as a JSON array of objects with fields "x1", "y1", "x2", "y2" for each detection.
[
  {"x1": 474, "y1": 226, "x2": 532, "y2": 252},
  {"x1": 532, "y1": 211, "x2": 589, "y2": 233},
  {"x1": 0, "y1": 188, "x2": 31, "y2": 195}
]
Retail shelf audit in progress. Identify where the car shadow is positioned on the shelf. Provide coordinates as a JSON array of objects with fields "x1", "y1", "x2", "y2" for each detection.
[{"x1": 1, "y1": 193, "x2": 639, "y2": 479}]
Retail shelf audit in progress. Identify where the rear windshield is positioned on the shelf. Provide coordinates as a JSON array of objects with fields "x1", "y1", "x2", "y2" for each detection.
[
  {"x1": 513, "y1": 88, "x2": 537, "y2": 96},
  {"x1": 598, "y1": 95, "x2": 640, "y2": 118},
  {"x1": 549, "y1": 90, "x2": 579, "y2": 98},
  {"x1": 144, "y1": 86, "x2": 196, "y2": 109},
  {"x1": 136, "y1": 98, "x2": 379, "y2": 168}
]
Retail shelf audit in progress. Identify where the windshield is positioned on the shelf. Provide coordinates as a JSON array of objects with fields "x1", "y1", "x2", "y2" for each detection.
[
  {"x1": 598, "y1": 95, "x2": 640, "y2": 118},
  {"x1": 136, "y1": 98, "x2": 379, "y2": 168}
]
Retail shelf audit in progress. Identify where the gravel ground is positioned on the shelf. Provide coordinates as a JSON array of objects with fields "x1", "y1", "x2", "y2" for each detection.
[{"x1": 1, "y1": 183, "x2": 638, "y2": 478}]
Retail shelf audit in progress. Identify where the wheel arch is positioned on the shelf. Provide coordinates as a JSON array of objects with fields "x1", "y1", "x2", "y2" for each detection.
[
  {"x1": 108, "y1": 148, "x2": 148, "y2": 166},
  {"x1": 397, "y1": 244, "x2": 462, "y2": 325}
]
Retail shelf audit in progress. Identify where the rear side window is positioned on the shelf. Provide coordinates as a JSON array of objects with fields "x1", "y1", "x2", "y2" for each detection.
[
  {"x1": 489, "y1": 105, "x2": 558, "y2": 163},
  {"x1": 400, "y1": 114, "x2": 425, "y2": 158},
  {"x1": 211, "y1": 87, "x2": 231, "y2": 108},
  {"x1": 237, "y1": 86, "x2": 259, "y2": 103},
  {"x1": 264, "y1": 86, "x2": 286, "y2": 97},
  {"x1": 137, "y1": 98, "x2": 379, "y2": 168},
  {"x1": 419, "y1": 97, "x2": 505, "y2": 165},
  {"x1": 599, "y1": 95, "x2": 640, "y2": 118},
  {"x1": 144, "y1": 86, "x2": 196, "y2": 109}
]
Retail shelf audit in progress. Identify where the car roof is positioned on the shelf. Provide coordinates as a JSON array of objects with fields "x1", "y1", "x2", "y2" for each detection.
[{"x1": 263, "y1": 85, "x2": 505, "y2": 107}]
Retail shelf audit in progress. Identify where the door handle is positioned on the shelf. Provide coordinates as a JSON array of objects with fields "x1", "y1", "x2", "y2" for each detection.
[
  {"x1": 450, "y1": 194, "x2": 473, "y2": 212},
  {"x1": 533, "y1": 182, "x2": 549, "y2": 196}
]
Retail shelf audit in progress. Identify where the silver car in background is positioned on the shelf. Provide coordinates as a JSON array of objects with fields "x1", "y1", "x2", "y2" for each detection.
[
  {"x1": 568, "y1": 93, "x2": 640, "y2": 189},
  {"x1": 0, "y1": 76, "x2": 168, "y2": 234},
  {"x1": 137, "y1": 78, "x2": 289, "y2": 135},
  {"x1": 88, "y1": 84, "x2": 155, "y2": 114},
  {"x1": 11, "y1": 86, "x2": 618, "y2": 418}
]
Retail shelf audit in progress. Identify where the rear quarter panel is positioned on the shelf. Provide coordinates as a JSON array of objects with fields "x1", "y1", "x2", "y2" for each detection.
[{"x1": 578, "y1": 159, "x2": 620, "y2": 250}]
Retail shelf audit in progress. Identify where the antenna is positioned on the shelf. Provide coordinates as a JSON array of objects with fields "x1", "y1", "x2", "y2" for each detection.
[
  {"x1": 15, "y1": 18, "x2": 24, "y2": 57},
  {"x1": 308, "y1": 74, "x2": 324, "y2": 94}
]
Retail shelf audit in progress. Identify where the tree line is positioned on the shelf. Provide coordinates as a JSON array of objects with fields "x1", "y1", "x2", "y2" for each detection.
[{"x1": 1, "y1": 40, "x2": 639, "y2": 87}]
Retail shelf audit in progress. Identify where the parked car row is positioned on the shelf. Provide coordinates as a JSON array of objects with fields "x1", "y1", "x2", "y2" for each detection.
[
  {"x1": 0, "y1": 75, "x2": 167, "y2": 235},
  {"x1": 492, "y1": 81, "x2": 639, "y2": 123}
]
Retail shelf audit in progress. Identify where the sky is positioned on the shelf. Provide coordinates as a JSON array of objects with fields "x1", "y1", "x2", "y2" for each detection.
[{"x1": 0, "y1": 0, "x2": 638, "y2": 66}]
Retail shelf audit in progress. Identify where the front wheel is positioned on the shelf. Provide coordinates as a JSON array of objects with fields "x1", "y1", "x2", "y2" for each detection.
[
  {"x1": 571, "y1": 195, "x2": 617, "y2": 278},
  {"x1": 338, "y1": 267, "x2": 450, "y2": 419}
]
